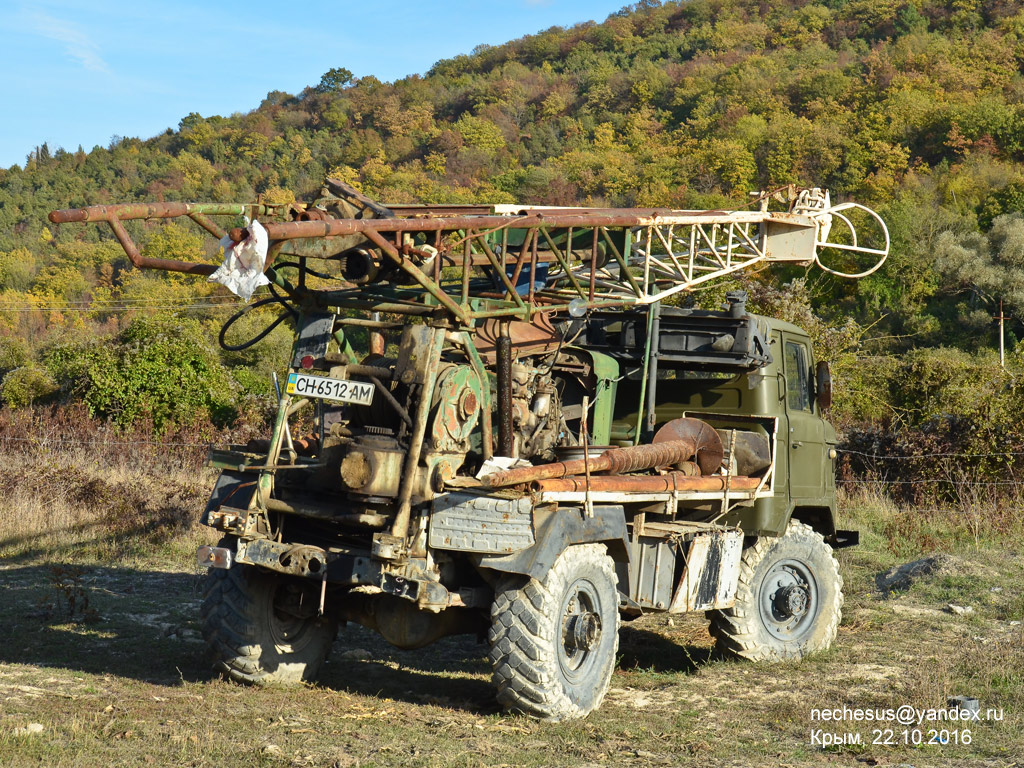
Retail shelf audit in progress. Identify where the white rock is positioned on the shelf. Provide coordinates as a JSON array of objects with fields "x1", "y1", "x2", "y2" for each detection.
[{"x1": 946, "y1": 604, "x2": 975, "y2": 617}]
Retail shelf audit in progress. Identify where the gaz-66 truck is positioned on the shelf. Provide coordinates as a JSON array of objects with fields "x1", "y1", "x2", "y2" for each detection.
[{"x1": 51, "y1": 183, "x2": 888, "y2": 720}]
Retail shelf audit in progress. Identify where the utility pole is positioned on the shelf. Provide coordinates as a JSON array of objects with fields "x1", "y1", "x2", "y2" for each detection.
[{"x1": 995, "y1": 300, "x2": 1006, "y2": 368}]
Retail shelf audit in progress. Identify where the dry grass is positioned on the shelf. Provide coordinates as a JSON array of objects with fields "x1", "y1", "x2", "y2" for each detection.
[
  {"x1": 838, "y1": 481, "x2": 1024, "y2": 558},
  {"x1": 0, "y1": 406, "x2": 222, "y2": 565},
  {"x1": 0, "y1": 443, "x2": 216, "y2": 566},
  {"x1": 0, "y1": 436, "x2": 1020, "y2": 766}
]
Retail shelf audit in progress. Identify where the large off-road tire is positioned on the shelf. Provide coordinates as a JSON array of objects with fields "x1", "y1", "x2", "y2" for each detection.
[
  {"x1": 201, "y1": 562, "x2": 337, "y2": 684},
  {"x1": 709, "y1": 520, "x2": 843, "y2": 661},
  {"x1": 488, "y1": 543, "x2": 620, "y2": 721}
]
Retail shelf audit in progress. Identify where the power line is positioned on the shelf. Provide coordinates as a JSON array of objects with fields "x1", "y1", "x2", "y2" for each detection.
[
  {"x1": 9, "y1": 294, "x2": 231, "y2": 306},
  {"x1": 839, "y1": 478, "x2": 1024, "y2": 487},
  {"x1": 838, "y1": 448, "x2": 1024, "y2": 460},
  {"x1": 0, "y1": 435, "x2": 210, "y2": 448},
  {"x1": 0, "y1": 300, "x2": 245, "y2": 313}
]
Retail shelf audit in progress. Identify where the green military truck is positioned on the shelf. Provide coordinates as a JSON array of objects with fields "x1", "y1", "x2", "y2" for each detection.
[{"x1": 50, "y1": 182, "x2": 887, "y2": 721}]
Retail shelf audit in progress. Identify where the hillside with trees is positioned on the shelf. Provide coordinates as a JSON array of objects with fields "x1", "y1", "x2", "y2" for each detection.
[{"x1": 1, "y1": 0, "x2": 1024, "y2": 470}]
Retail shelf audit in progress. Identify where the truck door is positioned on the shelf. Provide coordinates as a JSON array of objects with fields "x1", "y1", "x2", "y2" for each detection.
[{"x1": 782, "y1": 334, "x2": 826, "y2": 501}]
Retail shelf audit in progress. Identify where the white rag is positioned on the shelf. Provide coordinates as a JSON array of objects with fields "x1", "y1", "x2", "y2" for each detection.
[{"x1": 209, "y1": 219, "x2": 271, "y2": 301}]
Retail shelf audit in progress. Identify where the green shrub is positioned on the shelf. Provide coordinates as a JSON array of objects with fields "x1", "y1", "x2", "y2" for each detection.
[
  {"x1": 0, "y1": 336, "x2": 29, "y2": 373},
  {"x1": 44, "y1": 316, "x2": 236, "y2": 431},
  {"x1": 1, "y1": 366, "x2": 58, "y2": 408}
]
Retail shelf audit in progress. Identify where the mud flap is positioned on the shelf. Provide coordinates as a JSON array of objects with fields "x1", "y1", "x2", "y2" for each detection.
[
  {"x1": 201, "y1": 470, "x2": 257, "y2": 526},
  {"x1": 668, "y1": 530, "x2": 744, "y2": 612}
]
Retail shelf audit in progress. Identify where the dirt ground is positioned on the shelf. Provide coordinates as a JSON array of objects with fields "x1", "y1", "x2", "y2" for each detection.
[{"x1": 0, "y1": 537, "x2": 1021, "y2": 768}]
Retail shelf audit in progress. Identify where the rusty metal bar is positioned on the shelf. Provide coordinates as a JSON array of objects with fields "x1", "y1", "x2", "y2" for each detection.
[
  {"x1": 461, "y1": 232, "x2": 472, "y2": 306},
  {"x1": 645, "y1": 303, "x2": 661, "y2": 438},
  {"x1": 589, "y1": 227, "x2": 598, "y2": 302},
  {"x1": 49, "y1": 201, "x2": 263, "y2": 224},
  {"x1": 506, "y1": 229, "x2": 534, "y2": 300},
  {"x1": 368, "y1": 311, "x2": 386, "y2": 356},
  {"x1": 49, "y1": 202, "x2": 819, "y2": 242},
  {"x1": 600, "y1": 226, "x2": 642, "y2": 296},
  {"x1": 539, "y1": 227, "x2": 587, "y2": 298},
  {"x1": 107, "y1": 214, "x2": 218, "y2": 276},
  {"x1": 536, "y1": 473, "x2": 760, "y2": 493},
  {"x1": 245, "y1": 210, "x2": 795, "y2": 240},
  {"x1": 496, "y1": 322, "x2": 514, "y2": 457},
  {"x1": 528, "y1": 227, "x2": 538, "y2": 310},
  {"x1": 49, "y1": 202, "x2": 268, "y2": 276},
  {"x1": 481, "y1": 439, "x2": 710, "y2": 488},
  {"x1": 363, "y1": 229, "x2": 470, "y2": 325},
  {"x1": 477, "y1": 235, "x2": 526, "y2": 309},
  {"x1": 342, "y1": 364, "x2": 393, "y2": 379},
  {"x1": 460, "y1": 331, "x2": 494, "y2": 460},
  {"x1": 188, "y1": 211, "x2": 227, "y2": 239},
  {"x1": 390, "y1": 327, "x2": 445, "y2": 542}
]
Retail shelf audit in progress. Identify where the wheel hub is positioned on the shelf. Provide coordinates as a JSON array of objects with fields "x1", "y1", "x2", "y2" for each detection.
[
  {"x1": 774, "y1": 584, "x2": 809, "y2": 618},
  {"x1": 757, "y1": 557, "x2": 820, "y2": 642},
  {"x1": 558, "y1": 578, "x2": 606, "y2": 680},
  {"x1": 564, "y1": 612, "x2": 601, "y2": 651},
  {"x1": 270, "y1": 582, "x2": 317, "y2": 648}
]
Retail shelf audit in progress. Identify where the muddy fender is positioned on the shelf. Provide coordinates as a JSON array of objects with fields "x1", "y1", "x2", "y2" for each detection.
[{"x1": 475, "y1": 505, "x2": 629, "y2": 579}]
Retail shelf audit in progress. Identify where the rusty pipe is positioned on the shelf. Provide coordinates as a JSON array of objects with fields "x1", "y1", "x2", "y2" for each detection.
[
  {"x1": 481, "y1": 438, "x2": 715, "y2": 488},
  {"x1": 496, "y1": 322, "x2": 514, "y2": 458},
  {"x1": 368, "y1": 311, "x2": 386, "y2": 356},
  {"x1": 48, "y1": 202, "x2": 273, "y2": 276},
  {"x1": 536, "y1": 473, "x2": 761, "y2": 493},
  {"x1": 49, "y1": 202, "x2": 265, "y2": 224},
  {"x1": 49, "y1": 203, "x2": 816, "y2": 282},
  {"x1": 246, "y1": 209, "x2": 803, "y2": 239},
  {"x1": 390, "y1": 326, "x2": 445, "y2": 543},
  {"x1": 50, "y1": 204, "x2": 815, "y2": 242}
]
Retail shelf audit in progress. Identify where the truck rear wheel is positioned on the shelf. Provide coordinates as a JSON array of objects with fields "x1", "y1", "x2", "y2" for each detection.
[
  {"x1": 201, "y1": 561, "x2": 337, "y2": 684},
  {"x1": 488, "y1": 543, "x2": 620, "y2": 721},
  {"x1": 708, "y1": 520, "x2": 842, "y2": 661}
]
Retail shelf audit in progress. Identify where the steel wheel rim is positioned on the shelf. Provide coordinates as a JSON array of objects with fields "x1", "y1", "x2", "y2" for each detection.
[
  {"x1": 268, "y1": 581, "x2": 316, "y2": 651},
  {"x1": 757, "y1": 558, "x2": 819, "y2": 641},
  {"x1": 558, "y1": 577, "x2": 604, "y2": 682}
]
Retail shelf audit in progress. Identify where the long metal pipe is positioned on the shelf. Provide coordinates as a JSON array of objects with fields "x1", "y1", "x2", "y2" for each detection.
[
  {"x1": 644, "y1": 303, "x2": 661, "y2": 438},
  {"x1": 536, "y1": 473, "x2": 760, "y2": 493},
  {"x1": 481, "y1": 439, "x2": 710, "y2": 488},
  {"x1": 368, "y1": 311, "x2": 386, "y2": 356},
  {"x1": 496, "y1": 322, "x2": 514, "y2": 457},
  {"x1": 49, "y1": 202, "x2": 269, "y2": 275},
  {"x1": 390, "y1": 327, "x2": 445, "y2": 543},
  {"x1": 51, "y1": 202, "x2": 812, "y2": 237}
]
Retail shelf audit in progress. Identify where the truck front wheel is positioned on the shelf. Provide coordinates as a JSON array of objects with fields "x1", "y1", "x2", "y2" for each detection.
[
  {"x1": 201, "y1": 561, "x2": 337, "y2": 684},
  {"x1": 708, "y1": 520, "x2": 842, "y2": 661},
  {"x1": 488, "y1": 543, "x2": 620, "y2": 721}
]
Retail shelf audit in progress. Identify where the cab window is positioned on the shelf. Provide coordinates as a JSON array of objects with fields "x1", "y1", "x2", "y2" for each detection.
[{"x1": 784, "y1": 341, "x2": 811, "y2": 412}]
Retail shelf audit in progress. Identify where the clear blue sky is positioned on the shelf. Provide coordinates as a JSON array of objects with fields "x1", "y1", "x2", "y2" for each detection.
[{"x1": 0, "y1": 0, "x2": 634, "y2": 169}]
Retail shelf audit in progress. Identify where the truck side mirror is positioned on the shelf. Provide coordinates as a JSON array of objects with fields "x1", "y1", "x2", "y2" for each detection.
[{"x1": 816, "y1": 361, "x2": 833, "y2": 410}]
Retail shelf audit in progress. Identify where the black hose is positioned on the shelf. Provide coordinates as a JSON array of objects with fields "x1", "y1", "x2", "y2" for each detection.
[
  {"x1": 270, "y1": 261, "x2": 335, "y2": 281},
  {"x1": 266, "y1": 283, "x2": 299, "y2": 318},
  {"x1": 218, "y1": 294, "x2": 292, "y2": 351}
]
